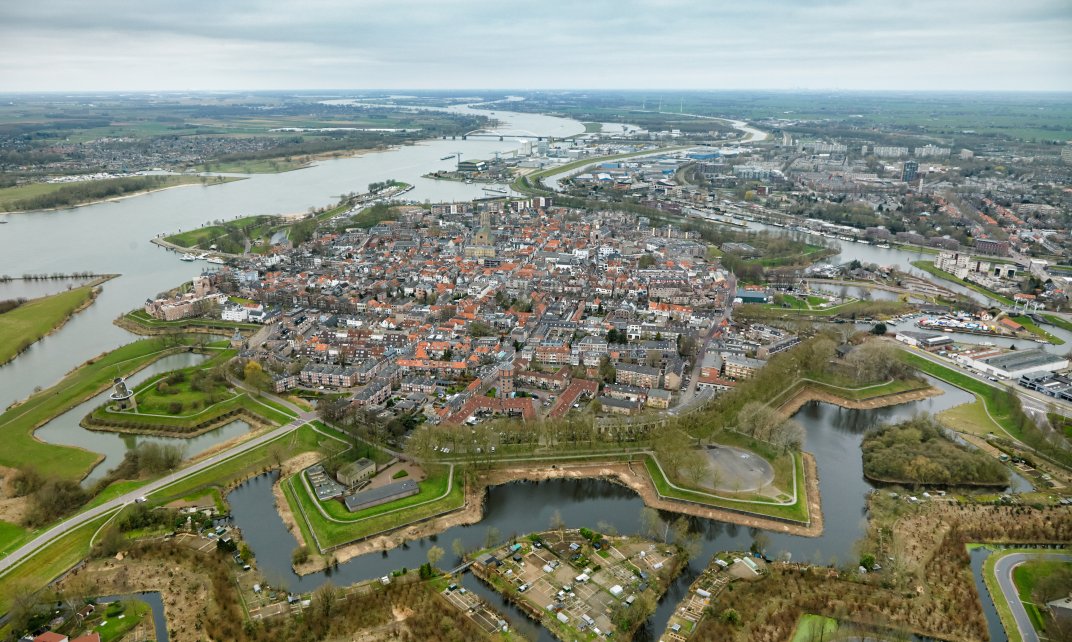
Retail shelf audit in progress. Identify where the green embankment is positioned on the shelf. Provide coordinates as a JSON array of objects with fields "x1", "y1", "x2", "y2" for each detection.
[
  {"x1": 900, "y1": 351, "x2": 1025, "y2": 441},
  {"x1": 0, "y1": 509, "x2": 119, "y2": 615},
  {"x1": 1013, "y1": 559, "x2": 1071, "y2": 635},
  {"x1": 0, "y1": 284, "x2": 96, "y2": 365},
  {"x1": 511, "y1": 146, "x2": 686, "y2": 195},
  {"x1": 1011, "y1": 315, "x2": 1064, "y2": 345},
  {"x1": 911, "y1": 260, "x2": 1015, "y2": 306},
  {"x1": 164, "y1": 214, "x2": 282, "y2": 253},
  {"x1": 0, "y1": 175, "x2": 235, "y2": 213},
  {"x1": 286, "y1": 465, "x2": 465, "y2": 550},
  {"x1": 150, "y1": 423, "x2": 322, "y2": 503},
  {"x1": 0, "y1": 337, "x2": 203, "y2": 481},
  {"x1": 643, "y1": 444, "x2": 809, "y2": 524},
  {"x1": 121, "y1": 309, "x2": 259, "y2": 333},
  {"x1": 0, "y1": 520, "x2": 31, "y2": 558}
]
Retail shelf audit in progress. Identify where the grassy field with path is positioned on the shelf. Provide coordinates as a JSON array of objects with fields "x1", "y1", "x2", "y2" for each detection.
[
  {"x1": 0, "y1": 337, "x2": 201, "y2": 480},
  {"x1": 0, "y1": 284, "x2": 97, "y2": 365}
]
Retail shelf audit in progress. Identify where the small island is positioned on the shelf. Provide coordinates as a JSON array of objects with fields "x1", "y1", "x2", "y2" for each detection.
[{"x1": 862, "y1": 415, "x2": 1010, "y2": 487}]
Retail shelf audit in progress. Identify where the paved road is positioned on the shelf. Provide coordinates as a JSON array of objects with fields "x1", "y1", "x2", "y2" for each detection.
[
  {"x1": 991, "y1": 550, "x2": 1072, "y2": 642},
  {"x1": 0, "y1": 401, "x2": 317, "y2": 579}
]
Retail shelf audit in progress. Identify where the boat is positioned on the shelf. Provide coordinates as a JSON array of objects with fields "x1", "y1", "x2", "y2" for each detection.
[
  {"x1": 483, "y1": 187, "x2": 508, "y2": 195},
  {"x1": 196, "y1": 252, "x2": 208, "y2": 260},
  {"x1": 206, "y1": 257, "x2": 225, "y2": 265},
  {"x1": 179, "y1": 253, "x2": 196, "y2": 261},
  {"x1": 876, "y1": 243, "x2": 891, "y2": 249}
]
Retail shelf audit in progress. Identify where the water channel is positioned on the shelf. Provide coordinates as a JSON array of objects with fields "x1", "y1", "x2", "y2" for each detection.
[
  {"x1": 225, "y1": 374, "x2": 1024, "y2": 641},
  {"x1": 0, "y1": 99, "x2": 1048, "y2": 639}
]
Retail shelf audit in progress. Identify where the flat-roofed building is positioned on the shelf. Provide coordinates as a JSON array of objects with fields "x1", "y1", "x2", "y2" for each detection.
[
  {"x1": 343, "y1": 479, "x2": 419, "y2": 512},
  {"x1": 895, "y1": 330, "x2": 954, "y2": 350},
  {"x1": 969, "y1": 348, "x2": 1068, "y2": 379},
  {"x1": 336, "y1": 457, "x2": 376, "y2": 487}
]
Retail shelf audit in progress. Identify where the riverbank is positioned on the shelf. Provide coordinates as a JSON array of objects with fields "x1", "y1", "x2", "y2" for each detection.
[
  {"x1": 0, "y1": 175, "x2": 242, "y2": 214},
  {"x1": 0, "y1": 274, "x2": 116, "y2": 366}
]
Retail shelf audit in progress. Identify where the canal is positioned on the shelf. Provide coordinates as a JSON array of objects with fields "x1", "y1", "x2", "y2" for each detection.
[{"x1": 225, "y1": 375, "x2": 1026, "y2": 640}]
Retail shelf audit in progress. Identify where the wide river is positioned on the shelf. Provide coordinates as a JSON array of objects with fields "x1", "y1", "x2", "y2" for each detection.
[{"x1": 0, "y1": 101, "x2": 1038, "y2": 640}]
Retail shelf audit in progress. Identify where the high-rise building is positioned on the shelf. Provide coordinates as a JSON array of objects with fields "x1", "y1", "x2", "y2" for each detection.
[
  {"x1": 901, "y1": 160, "x2": 919, "y2": 183},
  {"x1": 1062, "y1": 145, "x2": 1072, "y2": 165}
]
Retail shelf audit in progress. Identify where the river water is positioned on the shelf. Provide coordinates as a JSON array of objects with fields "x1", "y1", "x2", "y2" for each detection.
[{"x1": 0, "y1": 100, "x2": 1044, "y2": 637}]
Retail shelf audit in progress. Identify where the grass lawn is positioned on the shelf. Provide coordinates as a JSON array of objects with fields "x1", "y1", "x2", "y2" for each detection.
[
  {"x1": 1048, "y1": 413, "x2": 1072, "y2": 440},
  {"x1": 287, "y1": 465, "x2": 464, "y2": 550},
  {"x1": 0, "y1": 337, "x2": 202, "y2": 480},
  {"x1": 0, "y1": 284, "x2": 96, "y2": 365},
  {"x1": 165, "y1": 214, "x2": 282, "y2": 252},
  {"x1": 938, "y1": 400, "x2": 998, "y2": 436},
  {"x1": 791, "y1": 614, "x2": 839, "y2": 642},
  {"x1": 0, "y1": 520, "x2": 30, "y2": 557},
  {"x1": 1011, "y1": 315, "x2": 1064, "y2": 345},
  {"x1": 1041, "y1": 314, "x2": 1072, "y2": 335},
  {"x1": 0, "y1": 509, "x2": 118, "y2": 615},
  {"x1": 150, "y1": 423, "x2": 323, "y2": 503},
  {"x1": 93, "y1": 598, "x2": 151, "y2": 642},
  {"x1": 642, "y1": 450, "x2": 809, "y2": 524},
  {"x1": 1013, "y1": 559, "x2": 1071, "y2": 635},
  {"x1": 899, "y1": 350, "x2": 1027, "y2": 442},
  {"x1": 85, "y1": 479, "x2": 150, "y2": 509},
  {"x1": 806, "y1": 377, "x2": 929, "y2": 401},
  {"x1": 911, "y1": 260, "x2": 1015, "y2": 306}
]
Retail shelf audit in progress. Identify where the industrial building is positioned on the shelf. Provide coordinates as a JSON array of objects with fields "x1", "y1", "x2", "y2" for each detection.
[
  {"x1": 967, "y1": 348, "x2": 1069, "y2": 379},
  {"x1": 894, "y1": 330, "x2": 954, "y2": 350}
]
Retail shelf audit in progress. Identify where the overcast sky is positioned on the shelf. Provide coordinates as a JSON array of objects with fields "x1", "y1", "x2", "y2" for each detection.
[{"x1": 1, "y1": 0, "x2": 1070, "y2": 92}]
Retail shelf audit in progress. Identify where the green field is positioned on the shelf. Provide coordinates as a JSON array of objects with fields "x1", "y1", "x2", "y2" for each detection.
[
  {"x1": 899, "y1": 350, "x2": 1026, "y2": 442},
  {"x1": 1011, "y1": 315, "x2": 1064, "y2": 345},
  {"x1": 286, "y1": 464, "x2": 465, "y2": 550},
  {"x1": 165, "y1": 214, "x2": 283, "y2": 253},
  {"x1": 791, "y1": 614, "x2": 839, "y2": 642},
  {"x1": 91, "y1": 598, "x2": 151, "y2": 641},
  {"x1": 150, "y1": 423, "x2": 322, "y2": 504},
  {"x1": 643, "y1": 447, "x2": 809, "y2": 523},
  {"x1": 0, "y1": 509, "x2": 118, "y2": 615},
  {"x1": 0, "y1": 337, "x2": 204, "y2": 480},
  {"x1": 911, "y1": 260, "x2": 1016, "y2": 306},
  {"x1": 0, "y1": 175, "x2": 234, "y2": 213},
  {"x1": 1041, "y1": 314, "x2": 1072, "y2": 334},
  {"x1": 0, "y1": 520, "x2": 30, "y2": 557},
  {"x1": 1013, "y1": 559, "x2": 1072, "y2": 635},
  {"x1": 0, "y1": 284, "x2": 96, "y2": 365}
]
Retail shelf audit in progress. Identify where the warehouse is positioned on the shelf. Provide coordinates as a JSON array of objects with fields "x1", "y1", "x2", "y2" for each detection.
[{"x1": 968, "y1": 348, "x2": 1069, "y2": 379}]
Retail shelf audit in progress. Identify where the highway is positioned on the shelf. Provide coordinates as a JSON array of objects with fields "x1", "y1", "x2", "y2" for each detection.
[
  {"x1": 0, "y1": 398, "x2": 317, "y2": 579},
  {"x1": 990, "y1": 550, "x2": 1071, "y2": 642}
]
